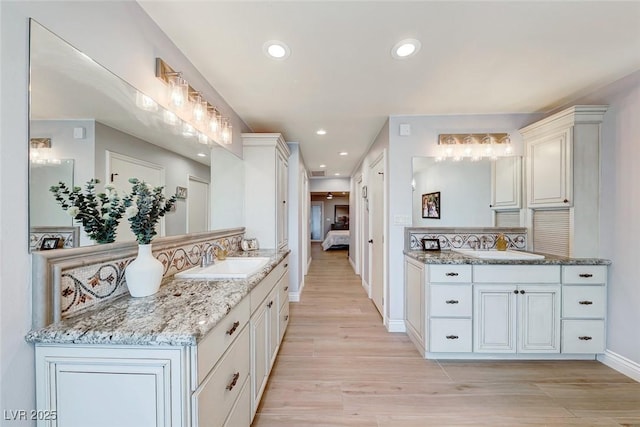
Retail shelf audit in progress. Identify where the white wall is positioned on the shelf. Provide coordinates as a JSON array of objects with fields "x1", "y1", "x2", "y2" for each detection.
[
  {"x1": 210, "y1": 146, "x2": 245, "y2": 230},
  {"x1": 287, "y1": 143, "x2": 309, "y2": 296},
  {"x1": 309, "y1": 177, "x2": 350, "y2": 193},
  {"x1": 0, "y1": 1, "x2": 250, "y2": 419}
]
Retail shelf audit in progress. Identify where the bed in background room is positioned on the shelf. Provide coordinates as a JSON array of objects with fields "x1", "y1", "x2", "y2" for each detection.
[{"x1": 322, "y1": 227, "x2": 350, "y2": 251}]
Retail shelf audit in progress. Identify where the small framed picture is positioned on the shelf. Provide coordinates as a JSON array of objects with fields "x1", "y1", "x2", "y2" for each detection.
[
  {"x1": 176, "y1": 186, "x2": 188, "y2": 199},
  {"x1": 422, "y1": 238, "x2": 441, "y2": 251},
  {"x1": 241, "y1": 237, "x2": 259, "y2": 251},
  {"x1": 40, "y1": 237, "x2": 60, "y2": 250},
  {"x1": 422, "y1": 191, "x2": 441, "y2": 219}
]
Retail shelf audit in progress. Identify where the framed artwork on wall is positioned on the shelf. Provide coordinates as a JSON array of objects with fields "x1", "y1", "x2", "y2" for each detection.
[{"x1": 422, "y1": 191, "x2": 441, "y2": 219}]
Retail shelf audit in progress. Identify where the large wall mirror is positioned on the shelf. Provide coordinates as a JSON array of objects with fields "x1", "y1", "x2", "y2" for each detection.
[
  {"x1": 412, "y1": 156, "x2": 522, "y2": 227},
  {"x1": 29, "y1": 20, "x2": 238, "y2": 251}
]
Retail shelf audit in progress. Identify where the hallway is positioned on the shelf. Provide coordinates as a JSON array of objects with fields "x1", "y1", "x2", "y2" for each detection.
[{"x1": 252, "y1": 244, "x2": 640, "y2": 426}]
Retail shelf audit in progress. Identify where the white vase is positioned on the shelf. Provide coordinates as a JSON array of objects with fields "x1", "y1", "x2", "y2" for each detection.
[{"x1": 125, "y1": 244, "x2": 164, "y2": 297}]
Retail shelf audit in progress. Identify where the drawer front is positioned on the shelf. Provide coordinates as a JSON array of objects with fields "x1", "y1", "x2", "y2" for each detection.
[
  {"x1": 562, "y1": 285, "x2": 606, "y2": 318},
  {"x1": 561, "y1": 320, "x2": 605, "y2": 354},
  {"x1": 429, "y1": 318, "x2": 472, "y2": 353},
  {"x1": 251, "y1": 256, "x2": 288, "y2": 313},
  {"x1": 197, "y1": 296, "x2": 250, "y2": 385},
  {"x1": 279, "y1": 302, "x2": 290, "y2": 342},
  {"x1": 429, "y1": 265, "x2": 472, "y2": 283},
  {"x1": 430, "y1": 284, "x2": 472, "y2": 317},
  {"x1": 195, "y1": 325, "x2": 250, "y2": 427},
  {"x1": 474, "y1": 265, "x2": 560, "y2": 283},
  {"x1": 279, "y1": 276, "x2": 290, "y2": 309},
  {"x1": 224, "y1": 377, "x2": 251, "y2": 427},
  {"x1": 563, "y1": 266, "x2": 607, "y2": 284}
]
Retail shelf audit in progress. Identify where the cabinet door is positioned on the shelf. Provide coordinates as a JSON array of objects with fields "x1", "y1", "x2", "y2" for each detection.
[
  {"x1": 250, "y1": 304, "x2": 269, "y2": 418},
  {"x1": 474, "y1": 285, "x2": 517, "y2": 353},
  {"x1": 404, "y1": 258, "x2": 424, "y2": 345},
  {"x1": 267, "y1": 285, "x2": 280, "y2": 367},
  {"x1": 491, "y1": 156, "x2": 522, "y2": 209},
  {"x1": 526, "y1": 128, "x2": 572, "y2": 207},
  {"x1": 276, "y1": 150, "x2": 288, "y2": 250},
  {"x1": 518, "y1": 285, "x2": 561, "y2": 353}
]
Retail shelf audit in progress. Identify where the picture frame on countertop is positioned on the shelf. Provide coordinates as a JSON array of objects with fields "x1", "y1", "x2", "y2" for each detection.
[
  {"x1": 422, "y1": 238, "x2": 441, "y2": 251},
  {"x1": 40, "y1": 237, "x2": 61, "y2": 250}
]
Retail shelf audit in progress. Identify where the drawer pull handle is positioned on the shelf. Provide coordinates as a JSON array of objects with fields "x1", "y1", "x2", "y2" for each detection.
[
  {"x1": 446, "y1": 335, "x2": 459, "y2": 340},
  {"x1": 445, "y1": 272, "x2": 459, "y2": 277},
  {"x1": 226, "y1": 321, "x2": 240, "y2": 336},
  {"x1": 284, "y1": 264, "x2": 289, "y2": 268},
  {"x1": 579, "y1": 300, "x2": 593, "y2": 305},
  {"x1": 267, "y1": 301, "x2": 274, "y2": 308},
  {"x1": 578, "y1": 336, "x2": 593, "y2": 341},
  {"x1": 284, "y1": 286, "x2": 289, "y2": 291},
  {"x1": 284, "y1": 315, "x2": 289, "y2": 321},
  {"x1": 514, "y1": 290, "x2": 519, "y2": 294},
  {"x1": 579, "y1": 273, "x2": 593, "y2": 278},
  {"x1": 520, "y1": 290, "x2": 525, "y2": 294},
  {"x1": 226, "y1": 372, "x2": 240, "y2": 391},
  {"x1": 445, "y1": 300, "x2": 459, "y2": 304}
]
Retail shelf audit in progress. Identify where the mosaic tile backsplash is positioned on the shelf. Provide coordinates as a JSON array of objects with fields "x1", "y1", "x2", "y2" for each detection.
[
  {"x1": 60, "y1": 235, "x2": 243, "y2": 319},
  {"x1": 406, "y1": 227, "x2": 527, "y2": 251}
]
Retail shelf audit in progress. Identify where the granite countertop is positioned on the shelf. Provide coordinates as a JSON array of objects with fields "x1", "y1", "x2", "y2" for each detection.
[
  {"x1": 404, "y1": 249, "x2": 611, "y2": 265},
  {"x1": 25, "y1": 249, "x2": 289, "y2": 347}
]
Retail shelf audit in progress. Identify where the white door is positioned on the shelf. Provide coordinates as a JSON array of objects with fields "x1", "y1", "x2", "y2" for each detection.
[
  {"x1": 474, "y1": 285, "x2": 517, "y2": 353},
  {"x1": 310, "y1": 202, "x2": 323, "y2": 241},
  {"x1": 187, "y1": 176, "x2": 209, "y2": 233},
  {"x1": 518, "y1": 285, "x2": 561, "y2": 353},
  {"x1": 370, "y1": 156, "x2": 385, "y2": 316},
  {"x1": 107, "y1": 151, "x2": 164, "y2": 243}
]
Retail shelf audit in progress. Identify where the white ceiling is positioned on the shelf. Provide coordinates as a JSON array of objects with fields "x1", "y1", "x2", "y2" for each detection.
[{"x1": 138, "y1": 1, "x2": 640, "y2": 177}]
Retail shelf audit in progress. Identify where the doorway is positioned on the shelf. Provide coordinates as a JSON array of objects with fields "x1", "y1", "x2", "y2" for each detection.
[
  {"x1": 310, "y1": 201, "x2": 323, "y2": 241},
  {"x1": 369, "y1": 154, "x2": 385, "y2": 317},
  {"x1": 187, "y1": 175, "x2": 209, "y2": 233}
]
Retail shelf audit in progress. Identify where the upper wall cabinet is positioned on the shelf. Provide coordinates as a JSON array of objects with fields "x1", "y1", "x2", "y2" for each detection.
[
  {"x1": 243, "y1": 133, "x2": 290, "y2": 251},
  {"x1": 525, "y1": 128, "x2": 572, "y2": 208},
  {"x1": 490, "y1": 156, "x2": 522, "y2": 210}
]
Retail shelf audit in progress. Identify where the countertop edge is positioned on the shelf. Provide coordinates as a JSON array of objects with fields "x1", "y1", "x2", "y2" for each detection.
[{"x1": 403, "y1": 250, "x2": 611, "y2": 265}]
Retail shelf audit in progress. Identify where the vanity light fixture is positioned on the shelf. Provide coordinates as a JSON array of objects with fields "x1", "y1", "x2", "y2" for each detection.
[
  {"x1": 263, "y1": 40, "x2": 291, "y2": 60},
  {"x1": 392, "y1": 38, "x2": 421, "y2": 59},
  {"x1": 437, "y1": 133, "x2": 512, "y2": 161},
  {"x1": 29, "y1": 138, "x2": 60, "y2": 165},
  {"x1": 156, "y1": 58, "x2": 232, "y2": 145}
]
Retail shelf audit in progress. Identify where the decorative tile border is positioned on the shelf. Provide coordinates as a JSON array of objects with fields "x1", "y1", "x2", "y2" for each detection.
[
  {"x1": 405, "y1": 227, "x2": 527, "y2": 251},
  {"x1": 32, "y1": 228, "x2": 244, "y2": 328},
  {"x1": 30, "y1": 226, "x2": 80, "y2": 250}
]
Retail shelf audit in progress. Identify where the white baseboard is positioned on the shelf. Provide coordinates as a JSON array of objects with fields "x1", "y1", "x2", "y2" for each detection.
[
  {"x1": 289, "y1": 292, "x2": 300, "y2": 302},
  {"x1": 386, "y1": 319, "x2": 406, "y2": 333},
  {"x1": 307, "y1": 256, "x2": 312, "y2": 272},
  {"x1": 349, "y1": 257, "x2": 356, "y2": 273},
  {"x1": 598, "y1": 350, "x2": 640, "y2": 382},
  {"x1": 361, "y1": 278, "x2": 370, "y2": 296}
]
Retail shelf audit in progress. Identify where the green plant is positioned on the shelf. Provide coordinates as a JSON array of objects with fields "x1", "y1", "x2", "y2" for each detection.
[
  {"x1": 122, "y1": 178, "x2": 177, "y2": 245},
  {"x1": 50, "y1": 179, "x2": 126, "y2": 244}
]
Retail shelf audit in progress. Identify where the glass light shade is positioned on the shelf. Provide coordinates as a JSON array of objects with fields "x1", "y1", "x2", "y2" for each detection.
[
  {"x1": 168, "y1": 74, "x2": 188, "y2": 110},
  {"x1": 135, "y1": 92, "x2": 158, "y2": 112},
  {"x1": 192, "y1": 95, "x2": 207, "y2": 124},
  {"x1": 208, "y1": 109, "x2": 220, "y2": 135},
  {"x1": 182, "y1": 123, "x2": 195, "y2": 137},
  {"x1": 163, "y1": 110, "x2": 178, "y2": 126},
  {"x1": 198, "y1": 132, "x2": 208, "y2": 145}
]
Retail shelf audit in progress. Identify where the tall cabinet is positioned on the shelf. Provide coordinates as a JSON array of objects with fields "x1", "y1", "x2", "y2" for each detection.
[{"x1": 243, "y1": 133, "x2": 290, "y2": 251}]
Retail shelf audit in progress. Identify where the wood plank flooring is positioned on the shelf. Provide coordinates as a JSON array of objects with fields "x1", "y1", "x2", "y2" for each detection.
[{"x1": 252, "y1": 244, "x2": 640, "y2": 427}]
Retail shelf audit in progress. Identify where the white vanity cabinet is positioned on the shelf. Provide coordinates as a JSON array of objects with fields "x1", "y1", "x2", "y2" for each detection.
[
  {"x1": 490, "y1": 156, "x2": 522, "y2": 209},
  {"x1": 404, "y1": 255, "x2": 607, "y2": 360},
  {"x1": 243, "y1": 133, "x2": 290, "y2": 251},
  {"x1": 250, "y1": 255, "x2": 290, "y2": 420}
]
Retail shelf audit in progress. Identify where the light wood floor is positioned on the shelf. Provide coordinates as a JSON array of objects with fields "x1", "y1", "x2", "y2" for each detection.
[{"x1": 252, "y1": 244, "x2": 640, "y2": 427}]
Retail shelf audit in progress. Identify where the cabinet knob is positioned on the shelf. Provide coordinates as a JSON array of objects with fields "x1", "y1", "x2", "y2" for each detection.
[
  {"x1": 445, "y1": 300, "x2": 459, "y2": 304},
  {"x1": 446, "y1": 335, "x2": 459, "y2": 340},
  {"x1": 284, "y1": 315, "x2": 289, "y2": 321},
  {"x1": 284, "y1": 264, "x2": 289, "y2": 268},
  {"x1": 267, "y1": 301, "x2": 273, "y2": 308},
  {"x1": 520, "y1": 290, "x2": 525, "y2": 294},
  {"x1": 563, "y1": 199, "x2": 569, "y2": 203},
  {"x1": 513, "y1": 290, "x2": 519, "y2": 294},
  {"x1": 579, "y1": 273, "x2": 593, "y2": 278},
  {"x1": 284, "y1": 286, "x2": 289, "y2": 291},
  {"x1": 368, "y1": 239, "x2": 374, "y2": 244},
  {"x1": 578, "y1": 336, "x2": 593, "y2": 341},
  {"x1": 579, "y1": 300, "x2": 593, "y2": 305},
  {"x1": 226, "y1": 321, "x2": 240, "y2": 336},
  {"x1": 226, "y1": 372, "x2": 240, "y2": 391},
  {"x1": 445, "y1": 272, "x2": 459, "y2": 277}
]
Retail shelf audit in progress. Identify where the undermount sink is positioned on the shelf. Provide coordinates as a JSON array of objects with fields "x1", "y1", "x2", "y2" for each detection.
[
  {"x1": 453, "y1": 249, "x2": 545, "y2": 260},
  {"x1": 175, "y1": 257, "x2": 270, "y2": 279}
]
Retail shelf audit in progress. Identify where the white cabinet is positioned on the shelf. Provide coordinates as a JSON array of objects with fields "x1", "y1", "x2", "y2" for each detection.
[
  {"x1": 525, "y1": 128, "x2": 572, "y2": 208},
  {"x1": 243, "y1": 133, "x2": 290, "y2": 251},
  {"x1": 404, "y1": 256, "x2": 425, "y2": 352},
  {"x1": 250, "y1": 255, "x2": 289, "y2": 420},
  {"x1": 491, "y1": 156, "x2": 522, "y2": 209}
]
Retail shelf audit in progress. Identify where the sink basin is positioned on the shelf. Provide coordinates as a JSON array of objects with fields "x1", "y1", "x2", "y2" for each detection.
[
  {"x1": 453, "y1": 249, "x2": 544, "y2": 260},
  {"x1": 175, "y1": 257, "x2": 270, "y2": 279}
]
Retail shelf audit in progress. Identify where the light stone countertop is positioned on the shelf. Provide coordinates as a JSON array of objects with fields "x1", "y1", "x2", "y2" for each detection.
[
  {"x1": 25, "y1": 249, "x2": 289, "y2": 347},
  {"x1": 404, "y1": 249, "x2": 611, "y2": 265}
]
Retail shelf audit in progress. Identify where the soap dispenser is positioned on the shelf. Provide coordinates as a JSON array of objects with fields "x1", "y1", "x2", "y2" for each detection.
[{"x1": 496, "y1": 233, "x2": 508, "y2": 251}]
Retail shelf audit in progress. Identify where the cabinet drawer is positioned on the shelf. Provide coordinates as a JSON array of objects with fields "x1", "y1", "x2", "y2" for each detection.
[
  {"x1": 561, "y1": 320, "x2": 605, "y2": 354},
  {"x1": 429, "y1": 318, "x2": 472, "y2": 353},
  {"x1": 562, "y1": 285, "x2": 606, "y2": 318},
  {"x1": 429, "y1": 265, "x2": 472, "y2": 283},
  {"x1": 430, "y1": 284, "x2": 472, "y2": 317},
  {"x1": 279, "y1": 302, "x2": 290, "y2": 342},
  {"x1": 563, "y1": 266, "x2": 607, "y2": 284},
  {"x1": 223, "y1": 377, "x2": 251, "y2": 427},
  {"x1": 251, "y1": 256, "x2": 288, "y2": 313},
  {"x1": 474, "y1": 265, "x2": 560, "y2": 283},
  {"x1": 194, "y1": 325, "x2": 250, "y2": 427},
  {"x1": 196, "y1": 296, "x2": 250, "y2": 386},
  {"x1": 279, "y1": 277, "x2": 290, "y2": 309}
]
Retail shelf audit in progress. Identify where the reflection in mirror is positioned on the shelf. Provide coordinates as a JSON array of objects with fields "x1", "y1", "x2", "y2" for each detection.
[
  {"x1": 412, "y1": 157, "x2": 521, "y2": 227},
  {"x1": 29, "y1": 20, "x2": 217, "y2": 250}
]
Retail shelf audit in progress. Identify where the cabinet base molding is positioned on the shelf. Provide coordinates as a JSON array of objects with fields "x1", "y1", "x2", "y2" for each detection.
[
  {"x1": 386, "y1": 319, "x2": 406, "y2": 333},
  {"x1": 598, "y1": 350, "x2": 640, "y2": 382},
  {"x1": 425, "y1": 353, "x2": 598, "y2": 361}
]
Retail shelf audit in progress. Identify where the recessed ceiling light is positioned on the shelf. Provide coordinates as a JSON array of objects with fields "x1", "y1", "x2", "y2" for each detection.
[
  {"x1": 316, "y1": 129, "x2": 327, "y2": 135},
  {"x1": 197, "y1": 153, "x2": 207, "y2": 157},
  {"x1": 339, "y1": 152, "x2": 348, "y2": 156},
  {"x1": 334, "y1": 173, "x2": 341, "y2": 176},
  {"x1": 392, "y1": 38, "x2": 421, "y2": 59},
  {"x1": 319, "y1": 164, "x2": 326, "y2": 168},
  {"x1": 263, "y1": 40, "x2": 290, "y2": 60}
]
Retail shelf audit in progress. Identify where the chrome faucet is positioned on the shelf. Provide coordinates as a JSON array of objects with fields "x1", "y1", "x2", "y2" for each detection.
[
  {"x1": 201, "y1": 242, "x2": 226, "y2": 267},
  {"x1": 480, "y1": 236, "x2": 488, "y2": 250}
]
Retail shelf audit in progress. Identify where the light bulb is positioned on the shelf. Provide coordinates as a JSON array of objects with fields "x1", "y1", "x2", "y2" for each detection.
[{"x1": 168, "y1": 74, "x2": 188, "y2": 110}]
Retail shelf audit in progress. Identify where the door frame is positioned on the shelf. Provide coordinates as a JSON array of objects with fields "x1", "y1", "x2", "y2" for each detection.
[
  {"x1": 354, "y1": 174, "x2": 363, "y2": 276},
  {"x1": 368, "y1": 151, "x2": 387, "y2": 323},
  {"x1": 186, "y1": 174, "x2": 210, "y2": 233}
]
